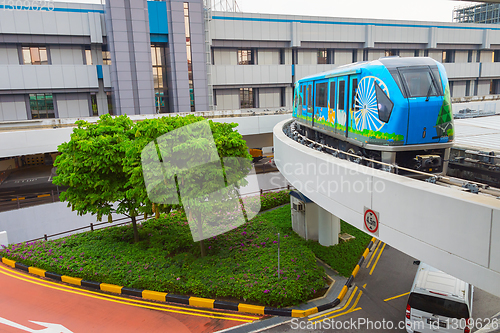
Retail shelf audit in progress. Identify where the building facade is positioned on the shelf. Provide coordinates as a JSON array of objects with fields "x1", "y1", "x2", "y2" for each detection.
[{"x1": 2, "y1": 2, "x2": 500, "y2": 121}]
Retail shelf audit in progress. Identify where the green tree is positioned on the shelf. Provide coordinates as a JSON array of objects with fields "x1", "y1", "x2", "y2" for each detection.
[{"x1": 53, "y1": 114, "x2": 144, "y2": 242}]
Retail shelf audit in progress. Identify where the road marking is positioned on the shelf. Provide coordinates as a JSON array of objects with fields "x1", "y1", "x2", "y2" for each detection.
[
  {"x1": 369, "y1": 242, "x2": 386, "y2": 275},
  {"x1": 366, "y1": 240, "x2": 381, "y2": 269},
  {"x1": 0, "y1": 264, "x2": 258, "y2": 322},
  {"x1": 384, "y1": 291, "x2": 410, "y2": 302},
  {"x1": 0, "y1": 317, "x2": 73, "y2": 332},
  {"x1": 314, "y1": 289, "x2": 364, "y2": 323},
  {"x1": 363, "y1": 284, "x2": 367, "y2": 288},
  {"x1": 308, "y1": 286, "x2": 358, "y2": 320}
]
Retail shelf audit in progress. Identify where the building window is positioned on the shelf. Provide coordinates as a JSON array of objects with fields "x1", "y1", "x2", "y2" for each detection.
[
  {"x1": 240, "y1": 88, "x2": 256, "y2": 108},
  {"x1": 318, "y1": 49, "x2": 328, "y2": 64},
  {"x1": 29, "y1": 94, "x2": 54, "y2": 119},
  {"x1": 468, "y1": 50, "x2": 473, "y2": 63},
  {"x1": 352, "y1": 50, "x2": 357, "y2": 63},
  {"x1": 414, "y1": 50, "x2": 420, "y2": 57},
  {"x1": 184, "y1": 2, "x2": 195, "y2": 111},
  {"x1": 424, "y1": 49, "x2": 429, "y2": 57},
  {"x1": 280, "y1": 49, "x2": 285, "y2": 65},
  {"x1": 280, "y1": 87, "x2": 286, "y2": 107},
  {"x1": 85, "y1": 47, "x2": 92, "y2": 65},
  {"x1": 363, "y1": 49, "x2": 368, "y2": 61},
  {"x1": 91, "y1": 93, "x2": 98, "y2": 116},
  {"x1": 493, "y1": 50, "x2": 500, "y2": 62},
  {"x1": 238, "y1": 49, "x2": 255, "y2": 65},
  {"x1": 465, "y1": 81, "x2": 471, "y2": 97},
  {"x1": 449, "y1": 81, "x2": 454, "y2": 97},
  {"x1": 152, "y1": 44, "x2": 170, "y2": 113},
  {"x1": 102, "y1": 45, "x2": 111, "y2": 65},
  {"x1": 474, "y1": 79, "x2": 479, "y2": 96},
  {"x1": 292, "y1": 49, "x2": 298, "y2": 65},
  {"x1": 443, "y1": 50, "x2": 455, "y2": 63},
  {"x1": 385, "y1": 50, "x2": 399, "y2": 57},
  {"x1": 106, "y1": 92, "x2": 114, "y2": 115},
  {"x1": 476, "y1": 50, "x2": 481, "y2": 62},
  {"x1": 22, "y1": 47, "x2": 48, "y2": 65},
  {"x1": 213, "y1": 89, "x2": 217, "y2": 106}
]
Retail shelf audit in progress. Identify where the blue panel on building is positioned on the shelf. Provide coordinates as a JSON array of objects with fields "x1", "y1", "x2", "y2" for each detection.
[
  {"x1": 150, "y1": 34, "x2": 168, "y2": 43},
  {"x1": 96, "y1": 65, "x2": 103, "y2": 79},
  {"x1": 148, "y1": 1, "x2": 168, "y2": 35}
]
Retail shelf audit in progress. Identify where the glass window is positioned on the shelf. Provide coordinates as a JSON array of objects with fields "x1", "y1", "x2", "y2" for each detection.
[
  {"x1": 85, "y1": 48, "x2": 92, "y2": 65},
  {"x1": 22, "y1": 47, "x2": 48, "y2": 65},
  {"x1": 102, "y1": 45, "x2": 112, "y2": 65},
  {"x1": 389, "y1": 69, "x2": 407, "y2": 98},
  {"x1": 184, "y1": 2, "x2": 195, "y2": 111},
  {"x1": 106, "y1": 92, "x2": 114, "y2": 115},
  {"x1": 468, "y1": 50, "x2": 473, "y2": 63},
  {"x1": 298, "y1": 85, "x2": 303, "y2": 106},
  {"x1": 280, "y1": 49, "x2": 285, "y2": 65},
  {"x1": 407, "y1": 293, "x2": 469, "y2": 319},
  {"x1": 385, "y1": 50, "x2": 399, "y2": 57},
  {"x1": 281, "y1": 87, "x2": 286, "y2": 107},
  {"x1": 375, "y1": 83, "x2": 394, "y2": 123},
  {"x1": 338, "y1": 80, "x2": 345, "y2": 110},
  {"x1": 317, "y1": 49, "x2": 328, "y2": 64},
  {"x1": 307, "y1": 84, "x2": 312, "y2": 107},
  {"x1": 351, "y1": 78, "x2": 358, "y2": 109},
  {"x1": 151, "y1": 44, "x2": 170, "y2": 113},
  {"x1": 240, "y1": 88, "x2": 255, "y2": 108},
  {"x1": 329, "y1": 81, "x2": 336, "y2": 109},
  {"x1": 399, "y1": 68, "x2": 441, "y2": 98},
  {"x1": 91, "y1": 93, "x2": 98, "y2": 116},
  {"x1": 238, "y1": 49, "x2": 254, "y2": 65},
  {"x1": 443, "y1": 50, "x2": 455, "y2": 63},
  {"x1": 29, "y1": 94, "x2": 55, "y2": 119},
  {"x1": 315, "y1": 82, "x2": 328, "y2": 107}
]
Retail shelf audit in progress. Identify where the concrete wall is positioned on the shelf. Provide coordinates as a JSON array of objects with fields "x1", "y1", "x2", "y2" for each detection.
[
  {"x1": 56, "y1": 93, "x2": 90, "y2": 118},
  {"x1": 259, "y1": 87, "x2": 281, "y2": 108},
  {"x1": 214, "y1": 88, "x2": 239, "y2": 110},
  {"x1": 0, "y1": 95, "x2": 27, "y2": 121},
  {"x1": 258, "y1": 49, "x2": 280, "y2": 65},
  {"x1": 213, "y1": 48, "x2": 237, "y2": 65}
]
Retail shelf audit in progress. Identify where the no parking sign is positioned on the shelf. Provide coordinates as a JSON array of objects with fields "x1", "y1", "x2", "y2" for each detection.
[{"x1": 363, "y1": 207, "x2": 379, "y2": 236}]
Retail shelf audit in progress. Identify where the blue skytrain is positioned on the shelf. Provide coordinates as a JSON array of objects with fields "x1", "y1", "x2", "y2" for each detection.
[{"x1": 292, "y1": 57, "x2": 454, "y2": 174}]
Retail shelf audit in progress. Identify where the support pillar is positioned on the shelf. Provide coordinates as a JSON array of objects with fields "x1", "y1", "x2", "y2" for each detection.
[{"x1": 317, "y1": 205, "x2": 340, "y2": 247}]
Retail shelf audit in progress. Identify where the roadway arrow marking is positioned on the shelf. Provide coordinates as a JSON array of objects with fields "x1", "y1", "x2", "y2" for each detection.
[{"x1": 0, "y1": 317, "x2": 73, "y2": 332}]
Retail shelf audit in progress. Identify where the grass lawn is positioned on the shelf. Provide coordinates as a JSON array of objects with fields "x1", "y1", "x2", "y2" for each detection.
[{"x1": 1, "y1": 191, "x2": 370, "y2": 308}]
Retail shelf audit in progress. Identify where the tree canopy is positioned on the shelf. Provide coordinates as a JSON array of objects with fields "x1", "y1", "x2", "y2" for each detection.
[{"x1": 53, "y1": 114, "x2": 251, "y2": 246}]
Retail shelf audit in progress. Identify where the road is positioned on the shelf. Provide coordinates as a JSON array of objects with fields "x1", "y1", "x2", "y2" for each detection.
[
  {"x1": 0, "y1": 262, "x2": 262, "y2": 333},
  {"x1": 262, "y1": 242, "x2": 500, "y2": 333}
]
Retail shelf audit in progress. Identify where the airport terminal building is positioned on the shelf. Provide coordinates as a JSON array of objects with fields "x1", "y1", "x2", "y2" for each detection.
[{"x1": 1, "y1": 1, "x2": 500, "y2": 127}]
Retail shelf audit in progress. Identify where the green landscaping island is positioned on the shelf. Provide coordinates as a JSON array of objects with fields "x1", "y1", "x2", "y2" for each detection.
[{"x1": 1, "y1": 191, "x2": 371, "y2": 308}]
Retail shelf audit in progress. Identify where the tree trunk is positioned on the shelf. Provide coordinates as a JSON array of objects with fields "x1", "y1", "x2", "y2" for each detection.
[
  {"x1": 131, "y1": 215, "x2": 139, "y2": 243},
  {"x1": 200, "y1": 239, "x2": 206, "y2": 257}
]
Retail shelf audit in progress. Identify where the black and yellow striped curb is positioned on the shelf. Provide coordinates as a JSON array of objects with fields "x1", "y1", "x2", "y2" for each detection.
[
  {"x1": 0, "y1": 237, "x2": 376, "y2": 318},
  {"x1": 0, "y1": 193, "x2": 52, "y2": 203}
]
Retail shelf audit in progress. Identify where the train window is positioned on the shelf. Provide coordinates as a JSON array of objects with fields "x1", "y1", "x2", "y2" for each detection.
[
  {"x1": 338, "y1": 80, "x2": 345, "y2": 110},
  {"x1": 329, "y1": 81, "x2": 336, "y2": 109},
  {"x1": 307, "y1": 85, "x2": 313, "y2": 107},
  {"x1": 431, "y1": 67, "x2": 443, "y2": 95},
  {"x1": 399, "y1": 68, "x2": 440, "y2": 98},
  {"x1": 294, "y1": 87, "x2": 298, "y2": 108},
  {"x1": 316, "y1": 82, "x2": 328, "y2": 107},
  {"x1": 389, "y1": 69, "x2": 407, "y2": 98},
  {"x1": 351, "y1": 78, "x2": 358, "y2": 110},
  {"x1": 375, "y1": 82, "x2": 394, "y2": 123},
  {"x1": 299, "y1": 85, "x2": 303, "y2": 106}
]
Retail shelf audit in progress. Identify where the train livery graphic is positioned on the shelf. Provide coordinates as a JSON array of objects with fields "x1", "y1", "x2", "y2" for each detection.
[{"x1": 292, "y1": 57, "x2": 454, "y2": 174}]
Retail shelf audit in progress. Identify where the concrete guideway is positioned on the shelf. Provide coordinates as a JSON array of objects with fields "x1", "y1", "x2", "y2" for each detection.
[{"x1": 273, "y1": 119, "x2": 500, "y2": 298}]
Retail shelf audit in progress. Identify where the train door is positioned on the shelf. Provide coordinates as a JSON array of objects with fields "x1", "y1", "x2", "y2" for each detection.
[
  {"x1": 328, "y1": 78, "x2": 337, "y2": 132},
  {"x1": 306, "y1": 82, "x2": 313, "y2": 127},
  {"x1": 336, "y1": 76, "x2": 349, "y2": 137},
  {"x1": 347, "y1": 75, "x2": 359, "y2": 138},
  {"x1": 314, "y1": 79, "x2": 329, "y2": 131}
]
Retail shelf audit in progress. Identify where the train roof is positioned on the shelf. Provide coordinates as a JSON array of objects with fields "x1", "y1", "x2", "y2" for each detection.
[{"x1": 296, "y1": 57, "x2": 441, "y2": 83}]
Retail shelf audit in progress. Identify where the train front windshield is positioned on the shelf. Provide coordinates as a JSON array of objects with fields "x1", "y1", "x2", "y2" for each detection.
[{"x1": 389, "y1": 67, "x2": 443, "y2": 98}]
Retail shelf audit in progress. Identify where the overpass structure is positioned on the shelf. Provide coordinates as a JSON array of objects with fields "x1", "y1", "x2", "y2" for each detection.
[{"x1": 274, "y1": 119, "x2": 500, "y2": 298}]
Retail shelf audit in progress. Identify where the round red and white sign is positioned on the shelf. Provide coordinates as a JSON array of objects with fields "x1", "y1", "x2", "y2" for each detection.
[{"x1": 364, "y1": 209, "x2": 379, "y2": 233}]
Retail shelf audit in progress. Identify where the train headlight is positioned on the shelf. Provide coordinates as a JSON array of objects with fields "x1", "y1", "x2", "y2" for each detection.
[{"x1": 375, "y1": 83, "x2": 394, "y2": 123}]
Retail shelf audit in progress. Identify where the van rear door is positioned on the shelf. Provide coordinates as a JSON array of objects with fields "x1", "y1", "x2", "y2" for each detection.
[{"x1": 407, "y1": 292, "x2": 470, "y2": 333}]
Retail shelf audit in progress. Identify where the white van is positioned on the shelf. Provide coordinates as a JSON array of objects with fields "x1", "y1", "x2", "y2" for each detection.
[{"x1": 405, "y1": 262, "x2": 473, "y2": 333}]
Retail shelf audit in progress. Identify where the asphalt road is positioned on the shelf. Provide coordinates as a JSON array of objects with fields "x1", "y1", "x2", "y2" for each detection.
[
  {"x1": 0, "y1": 262, "x2": 262, "y2": 333},
  {"x1": 261, "y1": 242, "x2": 500, "y2": 333}
]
